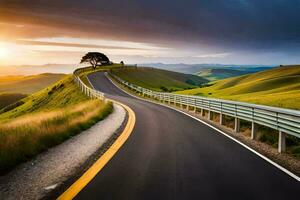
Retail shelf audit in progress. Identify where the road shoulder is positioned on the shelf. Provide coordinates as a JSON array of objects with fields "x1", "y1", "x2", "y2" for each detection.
[{"x1": 0, "y1": 103, "x2": 126, "y2": 200}]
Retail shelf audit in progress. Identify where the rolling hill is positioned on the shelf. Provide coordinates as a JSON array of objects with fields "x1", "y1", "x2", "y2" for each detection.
[
  {"x1": 111, "y1": 67, "x2": 208, "y2": 92},
  {"x1": 142, "y1": 63, "x2": 274, "y2": 74},
  {"x1": 0, "y1": 75, "x2": 87, "y2": 120},
  {"x1": 0, "y1": 93, "x2": 27, "y2": 109},
  {"x1": 176, "y1": 65, "x2": 300, "y2": 110},
  {"x1": 195, "y1": 68, "x2": 251, "y2": 81},
  {"x1": 0, "y1": 73, "x2": 66, "y2": 109},
  {"x1": 0, "y1": 73, "x2": 66, "y2": 94},
  {"x1": 0, "y1": 74, "x2": 112, "y2": 173}
]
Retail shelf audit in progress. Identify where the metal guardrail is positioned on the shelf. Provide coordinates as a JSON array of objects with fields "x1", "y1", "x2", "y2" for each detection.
[
  {"x1": 109, "y1": 72, "x2": 300, "y2": 152},
  {"x1": 73, "y1": 67, "x2": 105, "y2": 100}
]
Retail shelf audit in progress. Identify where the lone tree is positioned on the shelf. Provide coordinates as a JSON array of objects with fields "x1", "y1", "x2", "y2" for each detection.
[{"x1": 80, "y1": 52, "x2": 110, "y2": 69}]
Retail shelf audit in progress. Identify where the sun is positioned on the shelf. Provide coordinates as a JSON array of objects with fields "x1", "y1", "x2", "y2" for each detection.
[{"x1": 0, "y1": 47, "x2": 8, "y2": 59}]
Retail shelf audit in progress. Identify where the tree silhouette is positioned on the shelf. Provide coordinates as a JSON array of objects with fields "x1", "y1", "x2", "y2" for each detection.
[{"x1": 80, "y1": 52, "x2": 110, "y2": 69}]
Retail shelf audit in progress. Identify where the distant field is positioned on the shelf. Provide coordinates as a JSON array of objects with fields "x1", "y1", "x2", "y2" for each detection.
[
  {"x1": 0, "y1": 73, "x2": 65, "y2": 110},
  {"x1": 195, "y1": 68, "x2": 251, "y2": 81},
  {"x1": 0, "y1": 93, "x2": 27, "y2": 109},
  {"x1": 0, "y1": 75, "x2": 90, "y2": 120},
  {"x1": 0, "y1": 73, "x2": 66, "y2": 94},
  {"x1": 177, "y1": 65, "x2": 300, "y2": 110},
  {"x1": 111, "y1": 67, "x2": 208, "y2": 92},
  {"x1": 0, "y1": 75, "x2": 112, "y2": 173}
]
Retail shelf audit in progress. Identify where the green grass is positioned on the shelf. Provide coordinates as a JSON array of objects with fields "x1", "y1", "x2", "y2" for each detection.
[
  {"x1": 196, "y1": 68, "x2": 250, "y2": 81},
  {"x1": 111, "y1": 67, "x2": 208, "y2": 92},
  {"x1": 0, "y1": 75, "x2": 89, "y2": 120},
  {"x1": 0, "y1": 73, "x2": 113, "y2": 173},
  {"x1": 177, "y1": 65, "x2": 300, "y2": 110},
  {"x1": 0, "y1": 73, "x2": 66, "y2": 94},
  {"x1": 0, "y1": 73, "x2": 65, "y2": 110}
]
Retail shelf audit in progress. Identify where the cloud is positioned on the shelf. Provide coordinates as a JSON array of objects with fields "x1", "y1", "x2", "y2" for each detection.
[
  {"x1": 195, "y1": 53, "x2": 231, "y2": 58},
  {"x1": 16, "y1": 40, "x2": 149, "y2": 50},
  {"x1": 0, "y1": 0, "x2": 298, "y2": 50},
  {"x1": 0, "y1": 0, "x2": 300, "y2": 65}
]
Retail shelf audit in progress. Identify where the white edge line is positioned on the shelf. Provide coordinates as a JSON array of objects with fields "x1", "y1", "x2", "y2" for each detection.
[
  {"x1": 86, "y1": 76, "x2": 95, "y2": 89},
  {"x1": 98, "y1": 73, "x2": 300, "y2": 182}
]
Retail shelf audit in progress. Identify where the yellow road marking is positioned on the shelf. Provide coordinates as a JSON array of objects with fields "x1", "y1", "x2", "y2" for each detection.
[{"x1": 57, "y1": 100, "x2": 136, "y2": 200}]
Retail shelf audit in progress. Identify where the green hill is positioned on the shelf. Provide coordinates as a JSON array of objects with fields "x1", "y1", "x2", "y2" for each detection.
[
  {"x1": 0, "y1": 75, "x2": 112, "y2": 173},
  {"x1": 177, "y1": 65, "x2": 300, "y2": 110},
  {"x1": 111, "y1": 67, "x2": 208, "y2": 92},
  {"x1": 0, "y1": 73, "x2": 66, "y2": 94},
  {"x1": 0, "y1": 93, "x2": 27, "y2": 109},
  {"x1": 0, "y1": 75, "x2": 88, "y2": 120},
  {"x1": 196, "y1": 68, "x2": 251, "y2": 81},
  {"x1": 0, "y1": 73, "x2": 65, "y2": 110}
]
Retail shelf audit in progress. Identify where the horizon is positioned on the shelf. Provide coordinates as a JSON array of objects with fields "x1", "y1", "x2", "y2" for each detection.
[{"x1": 0, "y1": 62, "x2": 277, "y2": 76}]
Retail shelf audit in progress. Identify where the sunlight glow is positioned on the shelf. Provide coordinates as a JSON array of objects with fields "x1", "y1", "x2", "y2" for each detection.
[{"x1": 0, "y1": 47, "x2": 8, "y2": 59}]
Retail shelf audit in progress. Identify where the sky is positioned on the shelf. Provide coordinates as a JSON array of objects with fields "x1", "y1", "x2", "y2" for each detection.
[{"x1": 0, "y1": 0, "x2": 300, "y2": 66}]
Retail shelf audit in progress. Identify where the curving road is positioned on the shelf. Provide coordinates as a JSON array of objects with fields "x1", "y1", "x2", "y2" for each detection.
[{"x1": 76, "y1": 72, "x2": 299, "y2": 200}]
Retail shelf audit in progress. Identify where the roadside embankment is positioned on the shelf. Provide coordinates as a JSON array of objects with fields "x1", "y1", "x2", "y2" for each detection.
[
  {"x1": 0, "y1": 75, "x2": 113, "y2": 173},
  {"x1": 0, "y1": 103, "x2": 126, "y2": 200}
]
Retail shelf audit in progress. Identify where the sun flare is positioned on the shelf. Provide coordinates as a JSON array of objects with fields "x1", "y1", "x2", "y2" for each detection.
[{"x1": 0, "y1": 47, "x2": 8, "y2": 59}]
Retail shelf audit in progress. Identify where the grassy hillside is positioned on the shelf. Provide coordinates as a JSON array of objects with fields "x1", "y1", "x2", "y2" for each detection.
[
  {"x1": 0, "y1": 75, "x2": 112, "y2": 173},
  {"x1": 196, "y1": 68, "x2": 251, "y2": 81},
  {"x1": 0, "y1": 93, "x2": 27, "y2": 109},
  {"x1": 0, "y1": 73, "x2": 65, "y2": 94},
  {"x1": 142, "y1": 63, "x2": 274, "y2": 74},
  {"x1": 0, "y1": 75, "x2": 86, "y2": 120},
  {"x1": 111, "y1": 67, "x2": 208, "y2": 92},
  {"x1": 177, "y1": 65, "x2": 300, "y2": 110}
]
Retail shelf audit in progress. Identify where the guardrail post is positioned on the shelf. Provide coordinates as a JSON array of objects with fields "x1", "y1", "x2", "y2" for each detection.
[
  {"x1": 208, "y1": 110, "x2": 212, "y2": 120},
  {"x1": 251, "y1": 122, "x2": 257, "y2": 140},
  {"x1": 200, "y1": 109, "x2": 204, "y2": 116},
  {"x1": 234, "y1": 118, "x2": 240, "y2": 133},
  {"x1": 186, "y1": 97, "x2": 189, "y2": 111},
  {"x1": 220, "y1": 113, "x2": 224, "y2": 125},
  {"x1": 174, "y1": 96, "x2": 176, "y2": 106},
  {"x1": 278, "y1": 131, "x2": 286, "y2": 153}
]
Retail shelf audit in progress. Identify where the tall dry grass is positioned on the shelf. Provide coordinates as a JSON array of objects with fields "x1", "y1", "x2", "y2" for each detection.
[{"x1": 0, "y1": 99, "x2": 113, "y2": 174}]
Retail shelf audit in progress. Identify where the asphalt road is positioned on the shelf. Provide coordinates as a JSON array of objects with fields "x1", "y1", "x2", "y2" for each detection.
[{"x1": 76, "y1": 72, "x2": 299, "y2": 200}]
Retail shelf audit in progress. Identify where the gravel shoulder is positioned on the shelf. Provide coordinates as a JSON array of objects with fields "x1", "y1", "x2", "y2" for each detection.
[{"x1": 0, "y1": 103, "x2": 126, "y2": 200}]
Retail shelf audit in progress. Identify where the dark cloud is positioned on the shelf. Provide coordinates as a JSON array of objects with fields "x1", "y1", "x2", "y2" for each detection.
[{"x1": 0, "y1": 0, "x2": 300, "y2": 52}]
